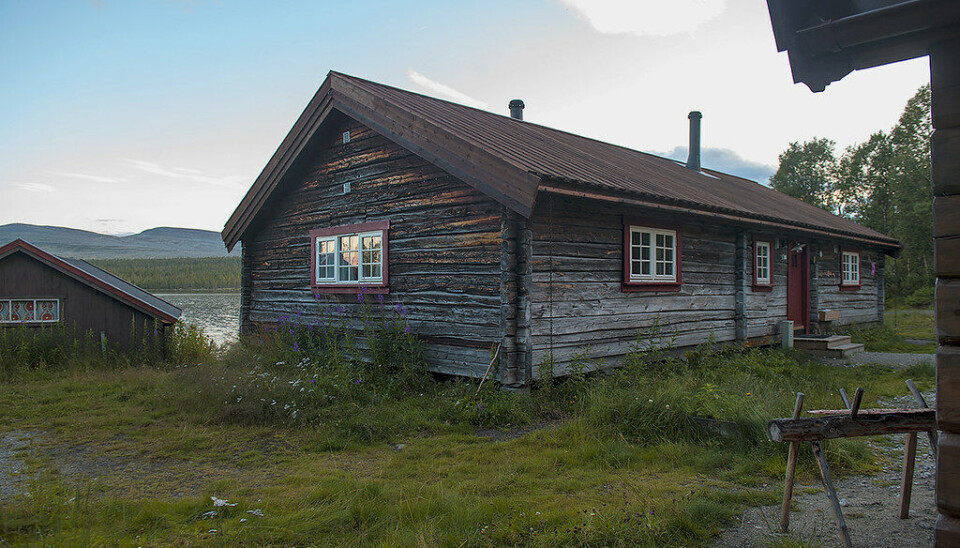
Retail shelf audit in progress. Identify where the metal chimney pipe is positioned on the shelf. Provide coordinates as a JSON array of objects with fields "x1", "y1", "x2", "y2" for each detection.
[
  {"x1": 686, "y1": 111, "x2": 702, "y2": 172},
  {"x1": 509, "y1": 99, "x2": 525, "y2": 120}
]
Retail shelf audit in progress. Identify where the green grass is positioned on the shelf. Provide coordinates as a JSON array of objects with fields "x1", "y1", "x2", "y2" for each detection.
[
  {"x1": 0, "y1": 340, "x2": 935, "y2": 546},
  {"x1": 839, "y1": 307, "x2": 935, "y2": 353}
]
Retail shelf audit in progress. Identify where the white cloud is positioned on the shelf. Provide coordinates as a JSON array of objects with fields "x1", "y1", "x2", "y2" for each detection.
[
  {"x1": 559, "y1": 0, "x2": 726, "y2": 36},
  {"x1": 120, "y1": 158, "x2": 247, "y2": 188},
  {"x1": 47, "y1": 171, "x2": 126, "y2": 184},
  {"x1": 15, "y1": 182, "x2": 55, "y2": 193},
  {"x1": 407, "y1": 70, "x2": 491, "y2": 111}
]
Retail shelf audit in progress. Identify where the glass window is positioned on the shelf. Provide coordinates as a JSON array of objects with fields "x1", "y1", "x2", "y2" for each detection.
[
  {"x1": 0, "y1": 299, "x2": 59, "y2": 324},
  {"x1": 842, "y1": 251, "x2": 860, "y2": 286},
  {"x1": 628, "y1": 226, "x2": 679, "y2": 283},
  {"x1": 755, "y1": 241, "x2": 771, "y2": 285},
  {"x1": 312, "y1": 227, "x2": 386, "y2": 285}
]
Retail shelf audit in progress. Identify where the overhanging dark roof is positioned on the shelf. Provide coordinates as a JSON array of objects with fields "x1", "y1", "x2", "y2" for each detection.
[
  {"x1": 767, "y1": 0, "x2": 960, "y2": 92},
  {"x1": 222, "y1": 71, "x2": 900, "y2": 252},
  {"x1": 0, "y1": 239, "x2": 181, "y2": 324}
]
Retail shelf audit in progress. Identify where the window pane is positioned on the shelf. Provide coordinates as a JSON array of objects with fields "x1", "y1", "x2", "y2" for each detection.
[
  {"x1": 642, "y1": 261, "x2": 650, "y2": 275},
  {"x1": 656, "y1": 233, "x2": 664, "y2": 247},
  {"x1": 632, "y1": 232, "x2": 641, "y2": 246},
  {"x1": 664, "y1": 263, "x2": 673, "y2": 276},
  {"x1": 0, "y1": 301, "x2": 8, "y2": 322},
  {"x1": 11, "y1": 300, "x2": 34, "y2": 321},
  {"x1": 641, "y1": 245, "x2": 649, "y2": 261},
  {"x1": 340, "y1": 263, "x2": 358, "y2": 281},
  {"x1": 656, "y1": 262, "x2": 664, "y2": 275},
  {"x1": 632, "y1": 260, "x2": 641, "y2": 275},
  {"x1": 642, "y1": 233, "x2": 650, "y2": 246},
  {"x1": 37, "y1": 300, "x2": 58, "y2": 322}
]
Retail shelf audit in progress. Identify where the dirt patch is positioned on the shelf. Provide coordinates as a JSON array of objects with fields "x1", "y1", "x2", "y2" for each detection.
[
  {"x1": 476, "y1": 420, "x2": 560, "y2": 442},
  {"x1": 0, "y1": 430, "x2": 38, "y2": 501},
  {"x1": 0, "y1": 429, "x2": 279, "y2": 500}
]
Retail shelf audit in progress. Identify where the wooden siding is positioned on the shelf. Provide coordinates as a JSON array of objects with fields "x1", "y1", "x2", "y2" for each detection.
[
  {"x1": 240, "y1": 115, "x2": 504, "y2": 377},
  {"x1": 814, "y1": 245, "x2": 884, "y2": 325},
  {"x1": 526, "y1": 195, "x2": 885, "y2": 375},
  {"x1": 0, "y1": 252, "x2": 163, "y2": 349},
  {"x1": 527, "y1": 195, "x2": 739, "y2": 373}
]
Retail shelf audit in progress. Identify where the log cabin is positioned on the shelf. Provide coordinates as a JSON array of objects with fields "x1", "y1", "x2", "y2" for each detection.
[
  {"x1": 0, "y1": 239, "x2": 181, "y2": 351},
  {"x1": 221, "y1": 72, "x2": 900, "y2": 386}
]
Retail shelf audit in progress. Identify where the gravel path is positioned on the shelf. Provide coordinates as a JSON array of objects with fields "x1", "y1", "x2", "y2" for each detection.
[{"x1": 821, "y1": 351, "x2": 934, "y2": 368}]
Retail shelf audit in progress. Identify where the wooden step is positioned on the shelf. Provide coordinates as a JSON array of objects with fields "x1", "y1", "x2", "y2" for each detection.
[
  {"x1": 794, "y1": 335, "x2": 853, "y2": 351},
  {"x1": 801, "y1": 342, "x2": 866, "y2": 358}
]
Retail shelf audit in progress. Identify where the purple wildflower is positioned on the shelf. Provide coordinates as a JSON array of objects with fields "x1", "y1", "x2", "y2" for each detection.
[
  {"x1": 354, "y1": 378, "x2": 362, "y2": 385},
  {"x1": 336, "y1": 304, "x2": 344, "y2": 314},
  {"x1": 309, "y1": 378, "x2": 317, "y2": 384},
  {"x1": 357, "y1": 291, "x2": 363, "y2": 303},
  {"x1": 293, "y1": 342, "x2": 299, "y2": 352},
  {"x1": 404, "y1": 325, "x2": 410, "y2": 335},
  {"x1": 377, "y1": 294, "x2": 384, "y2": 304}
]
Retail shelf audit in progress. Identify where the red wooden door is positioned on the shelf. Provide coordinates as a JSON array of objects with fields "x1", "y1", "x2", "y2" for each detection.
[{"x1": 787, "y1": 244, "x2": 809, "y2": 331}]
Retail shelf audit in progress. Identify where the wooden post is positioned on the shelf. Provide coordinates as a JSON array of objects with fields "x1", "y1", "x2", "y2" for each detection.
[
  {"x1": 780, "y1": 392, "x2": 805, "y2": 532},
  {"x1": 839, "y1": 388, "x2": 851, "y2": 409},
  {"x1": 849, "y1": 387, "x2": 863, "y2": 418},
  {"x1": 899, "y1": 432, "x2": 918, "y2": 519},
  {"x1": 811, "y1": 440, "x2": 853, "y2": 548},
  {"x1": 905, "y1": 379, "x2": 939, "y2": 458}
]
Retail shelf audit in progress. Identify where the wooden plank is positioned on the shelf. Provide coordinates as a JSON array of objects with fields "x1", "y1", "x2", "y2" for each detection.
[
  {"x1": 768, "y1": 409, "x2": 936, "y2": 442},
  {"x1": 781, "y1": 393, "x2": 804, "y2": 533},
  {"x1": 939, "y1": 347, "x2": 960, "y2": 429},
  {"x1": 934, "y1": 194, "x2": 960, "y2": 238},
  {"x1": 935, "y1": 236, "x2": 960, "y2": 277},
  {"x1": 932, "y1": 127, "x2": 960, "y2": 196},
  {"x1": 906, "y1": 378, "x2": 940, "y2": 458},
  {"x1": 811, "y1": 440, "x2": 853, "y2": 548},
  {"x1": 899, "y1": 432, "x2": 917, "y2": 519},
  {"x1": 939, "y1": 432, "x2": 960, "y2": 516},
  {"x1": 936, "y1": 278, "x2": 960, "y2": 343}
]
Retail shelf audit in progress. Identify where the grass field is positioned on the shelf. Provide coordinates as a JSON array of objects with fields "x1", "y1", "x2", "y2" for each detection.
[
  {"x1": 840, "y1": 308, "x2": 936, "y2": 353},
  {"x1": 0, "y1": 334, "x2": 934, "y2": 546}
]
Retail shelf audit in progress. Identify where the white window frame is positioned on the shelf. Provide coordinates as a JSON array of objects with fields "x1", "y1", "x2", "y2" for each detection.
[
  {"x1": 755, "y1": 241, "x2": 772, "y2": 286},
  {"x1": 0, "y1": 298, "x2": 60, "y2": 324},
  {"x1": 628, "y1": 225, "x2": 679, "y2": 284},
  {"x1": 313, "y1": 229, "x2": 384, "y2": 285},
  {"x1": 841, "y1": 251, "x2": 861, "y2": 286}
]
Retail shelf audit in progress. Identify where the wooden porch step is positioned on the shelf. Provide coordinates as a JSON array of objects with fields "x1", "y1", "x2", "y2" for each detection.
[
  {"x1": 800, "y1": 342, "x2": 866, "y2": 358},
  {"x1": 794, "y1": 335, "x2": 853, "y2": 351}
]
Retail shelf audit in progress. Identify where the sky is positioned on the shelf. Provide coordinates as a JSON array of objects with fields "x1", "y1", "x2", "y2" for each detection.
[{"x1": 0, "y1": 0, "x2": 931, "y2": 235}]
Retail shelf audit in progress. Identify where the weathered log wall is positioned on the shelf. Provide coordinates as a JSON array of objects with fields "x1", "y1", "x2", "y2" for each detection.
[
  {"x1": 528, "y1": 195, "x2": 739, "y2": 374},
  {"x1": 527, "y1": 194, "x2": 887, "y2": 375},
  {"x1": 240, "y1": 115, "x2": 504, "y2": 377},
  {"x1": 813, "y1": 245, "x2": 884, "y2": 326}
]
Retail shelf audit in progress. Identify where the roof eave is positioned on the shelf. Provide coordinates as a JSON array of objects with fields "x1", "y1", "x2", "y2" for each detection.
[
  {"x1": 536, "y1": 180, "x2": 903, "y2": 254},
  {"x1": 0, "y1": 239, "x2": 181, "y2": 324}
]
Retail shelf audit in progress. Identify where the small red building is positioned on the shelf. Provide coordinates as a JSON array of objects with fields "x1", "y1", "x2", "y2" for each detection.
[{"x1": 0, "y1": 239, "x2": 181, "y2": 350}]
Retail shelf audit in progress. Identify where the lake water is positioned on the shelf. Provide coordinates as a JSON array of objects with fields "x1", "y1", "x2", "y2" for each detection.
[{"x1": 156, "y1": 292, "x2": 240, "y2": 346}]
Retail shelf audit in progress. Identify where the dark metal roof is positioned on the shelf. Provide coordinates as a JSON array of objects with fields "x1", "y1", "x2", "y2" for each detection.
[
  {"x1": 222, "y1": 71, "x2": 900, "y2": 251},
  {"x1": 0, "y1": 239, "x2": 181, "y2": 324}
]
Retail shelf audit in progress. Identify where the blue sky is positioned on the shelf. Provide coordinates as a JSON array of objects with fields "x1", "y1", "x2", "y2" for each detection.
[{"x1": 0, "y1": 0, "x2": 930, "y2": 234}]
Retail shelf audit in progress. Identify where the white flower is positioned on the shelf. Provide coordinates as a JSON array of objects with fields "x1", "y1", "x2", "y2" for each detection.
[{"x1": 211, "y1": 497, "x2": 237, "y2": 507}]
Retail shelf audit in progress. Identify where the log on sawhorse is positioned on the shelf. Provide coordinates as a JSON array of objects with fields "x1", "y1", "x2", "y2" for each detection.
[{"x1": 770, "y1": 383, "x2": 938, "y2": 547}]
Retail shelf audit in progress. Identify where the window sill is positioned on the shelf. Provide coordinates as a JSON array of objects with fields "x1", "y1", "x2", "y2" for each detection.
[
  {"x1": 839, "y1": 284, "x2": 861, "y2": 291},
  {"x1": 751, "y1": 284, "x2": 774, "y2": 292},
  {"x1": 622, "y1": 282, "x2": 682, "y2": 293},
  {"x1": 312, "y1": 284, "x2": 389, "y2": 295}
]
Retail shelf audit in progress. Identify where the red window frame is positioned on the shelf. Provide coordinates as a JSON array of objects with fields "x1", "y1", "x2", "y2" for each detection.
[
  {"x1": 752, "y1": 238, "x2": 774, "y2": 292},
  {"x1": 839, "y1": 248, "x2": 861, "y2": 291},
  {"x1": 310, "y1": 220, "x2": 390, "y2": 295},
  {"x1": 622, "y1": 218, "x2": 682, "y2": 292}
]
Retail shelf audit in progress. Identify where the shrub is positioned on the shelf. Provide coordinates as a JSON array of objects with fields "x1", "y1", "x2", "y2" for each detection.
[{"x1": 904, "y1": 285, "x2": 934, "y2": 308}]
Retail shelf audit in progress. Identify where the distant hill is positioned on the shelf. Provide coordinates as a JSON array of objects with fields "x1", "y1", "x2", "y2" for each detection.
[{"x1": 0, "y1": 224, "x2": 240, "y2": 259}]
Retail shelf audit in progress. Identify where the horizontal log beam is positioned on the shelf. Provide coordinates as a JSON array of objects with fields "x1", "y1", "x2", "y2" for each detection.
[{"x1": 767, "y1": 409, "x2": 936, "y2": 442}]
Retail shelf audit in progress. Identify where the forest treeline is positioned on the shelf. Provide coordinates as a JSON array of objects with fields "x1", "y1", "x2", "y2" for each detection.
[
  {"x1": 90, "y1": 257, "x2": 241, "y2": 291},
  {"x1": 771, "y1": 85, "x2": 933, "y2": 305}
]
